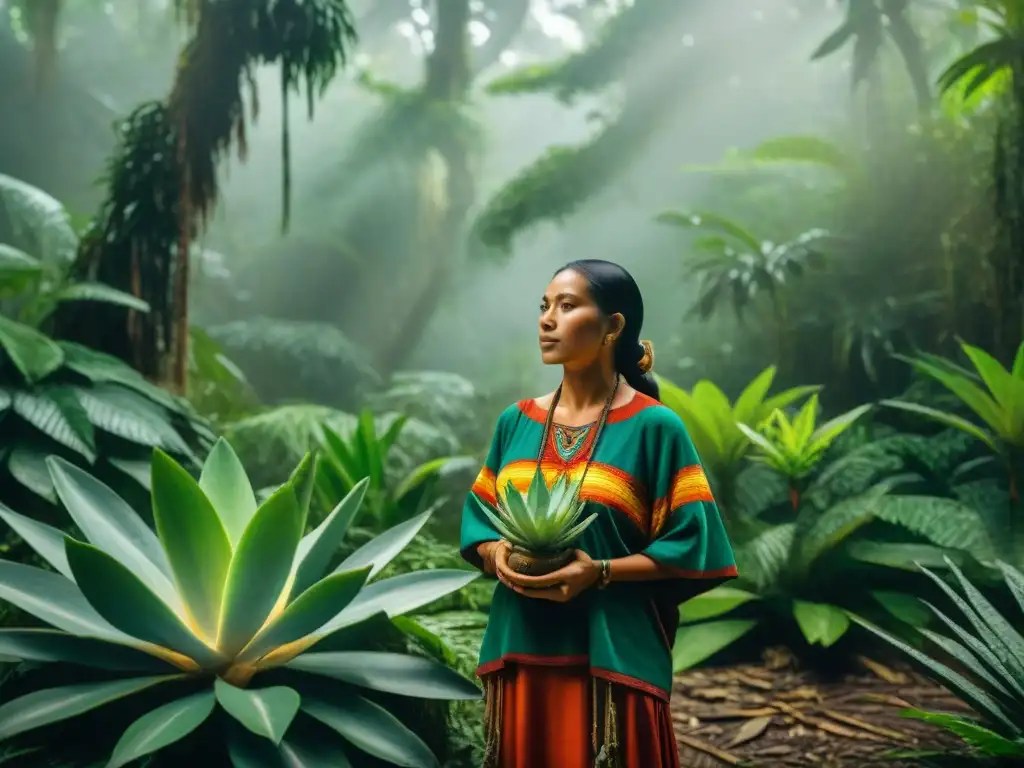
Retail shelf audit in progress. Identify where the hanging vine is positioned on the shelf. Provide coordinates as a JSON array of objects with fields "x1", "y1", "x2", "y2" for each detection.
[{"x1": 56, "y1": 0, "x2": 357, "y2": 389}]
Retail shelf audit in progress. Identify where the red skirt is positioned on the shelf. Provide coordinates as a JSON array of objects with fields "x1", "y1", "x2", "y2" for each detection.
[{"x1": 485, "y1": 663, "x2": 680, "y2": 768}]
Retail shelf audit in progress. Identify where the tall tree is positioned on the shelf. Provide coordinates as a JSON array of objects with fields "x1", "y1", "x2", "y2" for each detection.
[{"x1": 54, "y1": 0, "x2": 358, "y2": 390}]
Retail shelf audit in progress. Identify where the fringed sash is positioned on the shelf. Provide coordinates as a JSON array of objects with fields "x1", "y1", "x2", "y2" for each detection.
[{"x1": 481, "y1": 674, "x2": 622, "y2": 767}]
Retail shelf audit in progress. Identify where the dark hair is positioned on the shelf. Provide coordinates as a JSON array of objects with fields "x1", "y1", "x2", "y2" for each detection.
[{"x1": 554, "y1": 259, "x2": 660, "y2": 401}]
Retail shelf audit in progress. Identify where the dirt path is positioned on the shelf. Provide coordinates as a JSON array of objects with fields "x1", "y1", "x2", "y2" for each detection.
[{"x1": 671, "y1": 647, "x2": 969, "y2": 767}]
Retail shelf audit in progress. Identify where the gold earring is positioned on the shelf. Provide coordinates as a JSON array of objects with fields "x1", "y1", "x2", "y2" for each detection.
[{"x1": 603, "y1": 335, "x2": 613, "y2": 346}]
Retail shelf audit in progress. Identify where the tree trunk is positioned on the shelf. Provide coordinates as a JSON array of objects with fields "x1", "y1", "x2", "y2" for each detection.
[{"x1": 375, "y1": 0, "x2": 475, "y2": 375}]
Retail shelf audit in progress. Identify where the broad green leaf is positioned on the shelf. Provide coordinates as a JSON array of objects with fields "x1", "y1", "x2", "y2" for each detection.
[
  {"x1": 795, "y1": 488, "x2": 888, "y2": 574},
  {"x1": 227, "y1": 721, "x2": 354, "y2": 767},
  {"x1": 292, "y1": 478, "x2": 369, "y2": 596},
  {"x1": 151, "y1": 448, "x2": 232, "y2": 643},
  {"x1": 304, "y1": 694, "x2": 438, "y2": 768},
  {"x1": 286, "y1": 651, "x2": 482, "y2": 700},
  {"x1": 0, "y1": 172, "x2": 78, "y2": 263},
  {"x1": 960, "y1": 342, "x2": 1023, "y2": 420},
  {"x1": 47, "y1": 457, "x2": 179, "y2": 610},
  {"x1": 0, "y1": 560, "x2": 129, "y2": 641},
  {"x1": 672, "y1": 620, "x2": 758, "y2": 672},
  {"x1": 325, "y1": 570, "x2": 479, "y2": 633},
  {"x1": 870, "y1": 591, "x2": 932, "y2": 627},
  {"x1": 217, "y1": 484, "x2": 304, "y2": 656},
  {"x1": 51, "y1": 281, "x2": 150, "y2": 313},
  {"x1": 896, "y1": 357, "x2": 1004, "y2": 435},
  {"x1": 901, "y1": 708, "x2": 1024, "y2": 756},
  {"x1": 393, "y1": 455, "x2": 469, "y2": 501},
  {"x1": 0, "y1": 502, "x2": 73, "y2": 579},
  {"x1": 0, "y1": 243, "x2": 43, "y2": 287},
  {"x1": 880, "y1": 399, "x2": 998, "y2": 451},
  {"x1": 108, "y1": 456, "x2": 152, "y2": 490},
  {"x1": 732, "y1": 366, "x2": 777, "y2": 424},
  {"x1": 747, "y1": 135, "x2": 854, "y2": 174},
  {"x1": 761, "y1": 385, "x2": 822, "y2": 419},
  {"x1": 679, "y1": 586, "x2": 759, "y2": 623},
  {"x1": 0, "y1": 675, "x2": 177, "y2": 740},
  {"x1": 793, "y1": 600, "x2": 849, "y2": 647},
  {"x1": 64, "y1": 538, "x2": 221, "y2": 667},
  {"x1": 13, "y1": 388, "x2": 95, "y2": 461},
  {"x1": 0, "y1": 313, "x2": 63, "y2": 382},
  {"x1": 846, "y1": 541, "x2": 963, "y2": 571},
  {"x1": 656, "y1": 376, "x2": 723, "y2": 460},
  {"x1": 335, "y1": 511, "x2": 431, "y2": 580},
  {"x1": 279, "y1": 734, "x2": 354, "y2": 767},
  {"x1": 107, "y1": 691, "x2": 216, "y2": 768},
  {"x1": 810, "y1": 403, "x2": 872, "y2": 449},
  {"x1": 287, "y1": 452, "x2": 317, "y2": 531},
  {"x1": 214, "y1": 679, "x2": 300, "y2": 745},
  {"x1": 238, "y1": 566, "x2": 371, "y2": 664},
  {"x1": 871, "y1": 496, "x2": 994, "y2": 563},
  {"x1": 0, "y1": 629, "x2": 171, "y2": 673},
  {"x1": 200, "y1": 438, "x2": 258, "y2": 547},
  {"x1": 312, "y1": 612, "x2": 402, "y2": 654}
]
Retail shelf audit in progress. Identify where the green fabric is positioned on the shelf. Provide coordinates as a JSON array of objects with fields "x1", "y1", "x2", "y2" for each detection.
[{"x1": 460, "y1": 399, "x2": 737, "y2": 697}]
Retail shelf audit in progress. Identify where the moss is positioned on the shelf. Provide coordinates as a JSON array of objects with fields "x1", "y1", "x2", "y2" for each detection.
[{"x1": 485, "y1": 1, "x2": 666, "y2": 103}]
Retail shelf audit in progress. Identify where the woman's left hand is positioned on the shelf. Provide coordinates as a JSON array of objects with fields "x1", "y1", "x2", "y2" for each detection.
[{"x1": 497, "y1": 550, "x2": 602, "y2": 602}]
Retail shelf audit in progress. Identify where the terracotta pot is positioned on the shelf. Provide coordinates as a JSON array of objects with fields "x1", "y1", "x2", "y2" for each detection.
[{"x1": 507, "y1": 546, "x2": 574, "y2": 576}]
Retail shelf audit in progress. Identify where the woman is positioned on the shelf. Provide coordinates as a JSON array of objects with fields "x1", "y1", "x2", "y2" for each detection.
[{"x1": 460, "y1": 259, "x2": 737, "y2": 768}]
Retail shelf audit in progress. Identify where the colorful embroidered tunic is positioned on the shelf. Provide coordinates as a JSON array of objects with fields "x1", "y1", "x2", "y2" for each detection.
[{"x1": 460, "y1": 393, "x2": 738, "y2": 702}]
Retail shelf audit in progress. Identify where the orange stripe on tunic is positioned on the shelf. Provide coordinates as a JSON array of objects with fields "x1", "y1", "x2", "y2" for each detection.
[
  {"x1": 651, "y1": 463, "x2": 714, "y2": 538},
  {"x1": 496, "y1": 459, "x2": 650, "y2": 534},
  {"x1": 472, "y1": 466, "x2": 497, "y2": 507},
  {"x1": 495, "y1": 664, "x2": 679, "y2": 768}
]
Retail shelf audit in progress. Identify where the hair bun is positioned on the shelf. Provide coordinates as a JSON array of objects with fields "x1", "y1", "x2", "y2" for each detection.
[{"x1": 637, "y1": 340, "x2": 655, "y2": 373}]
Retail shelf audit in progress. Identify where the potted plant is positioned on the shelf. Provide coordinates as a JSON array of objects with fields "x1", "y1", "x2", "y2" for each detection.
[{"x1": 475, "y1": 467, "x2": 597, "y2": 576}]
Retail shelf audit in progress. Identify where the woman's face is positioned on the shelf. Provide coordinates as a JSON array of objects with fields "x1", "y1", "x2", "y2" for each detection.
[{"x1": 538, "y1": 269, "x2": 621, "y2": 367}]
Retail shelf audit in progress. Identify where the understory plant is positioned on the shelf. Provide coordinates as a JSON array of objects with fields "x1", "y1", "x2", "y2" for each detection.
[
  {"x1": 657, "y1": 366, "x2": 819, "y2": 532},
  {"x1": 673, "y1": 399, "x2": 999, "y2": 670},
  {"x1": 0, "y1": 440, "x2": 480, "y2": 766},
  {"x1": 737, "y1": 393, "x2": 872, "y2": 509},
  {"x1": 854, "y1": 559, "x2": 1024, "y2": 761},
  {"x1": 0, "y1": 175, "x2": 212, "y2": 515},
  {"x1": 883, "y1": 338, "x2": 1024, "y2": 562},
  {"x1": 316, "y1": 409, "x2": 475, "y2": 531},
  {"x1": 0, "y1": 320, "x2": 212, "y2": 513}
]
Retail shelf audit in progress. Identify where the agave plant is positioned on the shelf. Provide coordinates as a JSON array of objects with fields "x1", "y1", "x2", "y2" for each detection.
[
  {"x1": 475, "y1": 467, "x2": 596, "y2": 559},
  {"x1": 853, "y1": 558, "x2": 1024, "y2": 760},
  {"x1": 738, "y1": 395, "x2": 872, "y2": 508},
  {"x1": 0, "y1": 440, "x2": 480, "y2": 766}
]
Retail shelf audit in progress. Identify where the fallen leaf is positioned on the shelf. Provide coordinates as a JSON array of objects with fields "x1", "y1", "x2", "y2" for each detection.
[
  {"x1": 726, "y1": 715, "x2": 773, "y2": 748},
  {"x1": 857, "y1": 656, "x2": 908, "y2": 684}
]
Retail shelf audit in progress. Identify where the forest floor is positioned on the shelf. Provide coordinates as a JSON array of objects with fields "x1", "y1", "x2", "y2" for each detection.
[{"x1": 671, "y1": 647, "x2": 969, "y2": 767}]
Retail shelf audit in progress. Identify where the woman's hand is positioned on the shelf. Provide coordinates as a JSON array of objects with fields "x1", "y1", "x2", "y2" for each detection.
[
  {"x1": 495, "y1": 549, "x2": 601, "y2": 602},
  {"x1": 478, "y1": 540, "x2": 509, "y2": 576}
]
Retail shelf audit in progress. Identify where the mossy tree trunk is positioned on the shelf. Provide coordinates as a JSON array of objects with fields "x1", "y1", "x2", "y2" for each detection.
[{"x1": 375, "y1": 0, "x2": 475, "y2": 376}]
